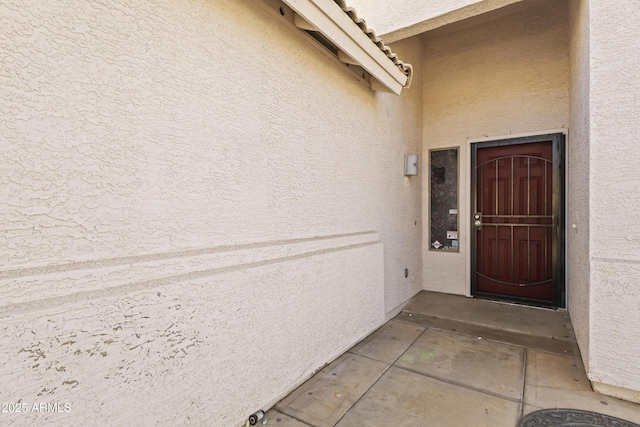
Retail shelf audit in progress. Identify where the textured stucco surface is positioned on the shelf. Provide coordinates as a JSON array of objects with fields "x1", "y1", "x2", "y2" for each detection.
[
  {"x1": 586, "y1": 0, "x2": 640, "y2": 395},
  {"x1": 347, "y1": 0, "x2": 538, "y2": 42},
  {"x1": 346, "y1": 0, "x2": 482, "y2": 36},
  {"x1": 0, "y1": 0, "x2": 423, "y2": 424},
  {"x1": 567, "y1": 0, "x2": 591, "y2": 371},
  {"x1": 590, "y1": 261, "x2": 640, "y2": 396},
  {"x1": 421, "y1": 1, "x2": 570, "y2": 295},
  {"x1": 1, "y1": 243, "x2": 385, "y2": 426}
]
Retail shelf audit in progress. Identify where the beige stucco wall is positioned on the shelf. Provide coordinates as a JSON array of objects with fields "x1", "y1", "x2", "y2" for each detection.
[
  {"x1": 421, "y1": 1, "x2": 570, "y2": 295},
  {"x1": 568, "y1": 0, "x2": 591, "y2": 372},
  {"x1": 587, "y1": 0, "x2": 640, "y2": 398},
  {"x1": 0, "y1": 0, "x2": 423, "y2": 425},
  {"x1": 346, "y1": 0, "x2": 482, "y2": 36},
  {"x1": 347, "y1": 0, "x2": 540, "y2": 42}
]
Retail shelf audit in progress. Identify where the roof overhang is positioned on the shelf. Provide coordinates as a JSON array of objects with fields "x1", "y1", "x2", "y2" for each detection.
[
  {"x1": 281, "y1": 0, "x2": 412, "y2": 94},
  {"x1": 346, "y1": 0, "x2": 550, "y2": 43}
]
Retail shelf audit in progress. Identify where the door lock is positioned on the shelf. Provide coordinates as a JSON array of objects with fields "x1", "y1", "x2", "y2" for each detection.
[{"x1": 474, "y1": 213, "x2": 482, "y2": 230}]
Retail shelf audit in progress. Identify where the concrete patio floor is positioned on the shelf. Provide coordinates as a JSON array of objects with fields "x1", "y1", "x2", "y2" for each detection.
[{"x1": 262, "y1": 291, "x2": 640, "y2": 427}]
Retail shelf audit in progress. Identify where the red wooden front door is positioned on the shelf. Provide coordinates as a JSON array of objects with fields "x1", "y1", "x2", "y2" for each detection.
[{"x1": 472, "y1": 137, "x2": 563, "y2": 305}]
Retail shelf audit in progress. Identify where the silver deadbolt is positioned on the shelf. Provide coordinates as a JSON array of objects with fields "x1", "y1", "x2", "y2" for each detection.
[{"x1": 474, "y1": 213, "x2": 482, "y2": 230}]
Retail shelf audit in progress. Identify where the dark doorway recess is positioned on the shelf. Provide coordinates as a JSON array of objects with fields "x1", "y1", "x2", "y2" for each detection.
[{"x1": 471, "y1": 133, "x2": 565, "y2": 308}]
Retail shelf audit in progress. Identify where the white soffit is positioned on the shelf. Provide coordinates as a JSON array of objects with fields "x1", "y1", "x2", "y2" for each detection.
[{"x1": 282, "y1": 0, "x2": 413, "y2": 94}]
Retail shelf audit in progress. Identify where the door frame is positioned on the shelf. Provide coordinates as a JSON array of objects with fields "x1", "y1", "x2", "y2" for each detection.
[{"x1": 470, "y1": 132, "x2": 566, "y2": 308}]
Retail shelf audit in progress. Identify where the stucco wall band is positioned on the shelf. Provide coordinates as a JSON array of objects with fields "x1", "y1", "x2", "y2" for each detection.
[
  {"x1": 0, "y1": 243, "x2": 384, "y2": 426},
  {"x1": 589, "y1": 260, "x2": 640, "y2": 396}
]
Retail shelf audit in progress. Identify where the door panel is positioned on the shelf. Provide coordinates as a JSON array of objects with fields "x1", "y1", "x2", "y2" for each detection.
[{"x1": 471, "y1": 135, "x2": 565, "y2": 307}]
